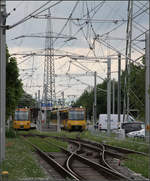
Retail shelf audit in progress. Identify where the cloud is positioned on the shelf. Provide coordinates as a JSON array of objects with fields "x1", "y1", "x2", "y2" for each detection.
[{"x1": 6, "y1": 1, "x2": 148, "y2": 101}]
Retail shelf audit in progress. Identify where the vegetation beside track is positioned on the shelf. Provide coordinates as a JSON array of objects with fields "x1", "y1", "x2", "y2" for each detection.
[
  {"x1": 79, "y1": 131, "x2": 149, "y2": 178},
  {"x1": 18, "y1": 129, "x2": 149, "y2": 154},
  {"x1": 3, "y1": 129, "x2": 149, "y2": 179},
  {"x1": 79, "y1": 130, "x2": 149, "y2": 154},
  {"x1": 26, "y1": 136, "x2": 68, "y2": 152},
  {"x1": 20, "y1": 129, "x2": 149, "y2": 178},
  {"x1": 1, "y1": 136, "x2": 46, "y2": 180},
  {"x1": 123, "y1": 154, "x2": 149, "y2": 178}
]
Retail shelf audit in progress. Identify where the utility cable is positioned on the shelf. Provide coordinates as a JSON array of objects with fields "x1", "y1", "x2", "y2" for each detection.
[
  {"x1": 56, "y1": 1, "x2": 105, "y2": 50},
  {"x1": 17, "y1": 56, "x2": 33, "y2": 65},
  {"x1": 9, "y1": 1, "x2": 51, "y2": 29},
  {"x1": 9, "y1": 1, "x2": 62, "y2": 29},
  {"x1": 53, "y1": 1, "x2": 79, "y2": 44}
]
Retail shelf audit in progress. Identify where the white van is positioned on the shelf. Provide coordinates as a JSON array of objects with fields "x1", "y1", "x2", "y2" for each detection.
[{"x1": 98, "y1": 114, "x2": 135, "y2": 130}]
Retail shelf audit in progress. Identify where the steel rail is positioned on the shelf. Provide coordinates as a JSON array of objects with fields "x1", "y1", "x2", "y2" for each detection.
[
  {"x1": 62, "y1": 138, "x2": 132, "y2": 180},
  {"x1": 45, "y1": 139, "x2": 83, "y2": 180},
  {"x1": 67, "y1": 139, "x2": 125, "y2": 159},
  {"x1": 65, "y1": 140, "x2": 84, "y2": 180},
  {"x1": 63, "y1": 138, "x2": 121, "y2": 172},
  {"x1": 22, "y1": 134, "x2": 133, "y2": 180},
  {"x1": 73, "y1": 137, "x2": 148, "y2": 156},
  {"x1": 22, "y1": 137, "x2": 80, "y2": 181},
  {"x1": 101, "y1": 144, "x2": 129, "y2": 178},
  {"x1": 66, "y1": 153, "x2": 83, "y2": 180},
  {"x1": 60, "y1": 138, "x2": 125, "y2": 175},
  {"x1": 44, "y1": 139, "x2": 132, "y2": 181},
  {"x1": 23, "y1": 134, "x2": 82, "y2": 180},
  {"x1": 22, "y1": 134, "x2": 148, "y2": 156}
]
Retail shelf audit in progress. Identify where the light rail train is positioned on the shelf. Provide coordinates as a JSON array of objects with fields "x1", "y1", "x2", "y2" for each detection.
[
  {"x1": 50, "y1": 107, "x2": 86, "y2": 131},
  {"x1": 13, "y1": 108, "x2": 31, "y2": 129}
]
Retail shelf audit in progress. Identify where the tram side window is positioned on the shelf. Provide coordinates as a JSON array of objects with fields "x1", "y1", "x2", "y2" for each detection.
[
  {"x1": 51, "y1": 113, "x2": 57, "y2": 120},
  {"x1": 60, "y1": 112, "x2": 68, "y2": 120}
]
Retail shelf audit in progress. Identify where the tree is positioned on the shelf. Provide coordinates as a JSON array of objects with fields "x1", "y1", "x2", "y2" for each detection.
[
  {"x1": 6, "y1": 47, "x2": 23, "y2": 119},
  {"x1": 17, "y1": 91, "x2": 37, "y2": 108},
  {"x1": 75, "y1": 90, "x2": 93, "y2": 118},
  {"x1": 121, "y1": 58, "x2": 145, "y2": 119},
  {"x1": 74, "y1": 58, "x2": 145, "y2": 120}
]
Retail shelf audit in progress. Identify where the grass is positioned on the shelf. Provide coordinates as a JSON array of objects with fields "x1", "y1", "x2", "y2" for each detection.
[
  {"x1": 124, "y1": 154, "x2": 149, "y2": 178},
  {"x1": 19, "y1": 129, "x2": 149, "y2": 154},
  {"x1": 26, "y1": 136, "x2": 68, "y2": 152},
  {"x1": 80, "y1": 130, "x2": 150, "y2": 178},
  {"x1": 1, "y1": 136, "x2": 46, "y2": 180},
  {"x1": 2, "y1": 129, "x2": 149, "y2": 179},
  {"x1": 1, "y1": 129, "x2": 70, "y2": 180},
  {"x1": 80, "y1": 130, "x2": 149, "y2": 154}
]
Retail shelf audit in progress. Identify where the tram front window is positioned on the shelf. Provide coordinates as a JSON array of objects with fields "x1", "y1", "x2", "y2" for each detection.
[
  {"x1": 69, "y1": 111, "x2": 84, "y2": 120},
  {"x1": 15, "y1": 111, "x2": 29, "y2": 121}
]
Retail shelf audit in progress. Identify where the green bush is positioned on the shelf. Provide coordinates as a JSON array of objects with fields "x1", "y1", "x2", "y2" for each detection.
[{"x1": 6, "y1": 128, "x2": 16, "y2": 138}]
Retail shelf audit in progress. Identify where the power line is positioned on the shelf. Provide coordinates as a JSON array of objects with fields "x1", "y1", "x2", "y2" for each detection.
[
  {"x1": 53, "y1": 1, "x2": 79, "y2": 45},
  {"x1": 8, "y1": 1, "x2": 62, "y2": 29}
]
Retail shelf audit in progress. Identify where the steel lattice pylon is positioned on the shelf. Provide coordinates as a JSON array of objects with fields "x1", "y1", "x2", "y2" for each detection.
[
  {"x1": 43, "y1": 9, "x2": 56, "y2": 107},
  {"x1": 123, "y1": 0, "x2": 133, "y2": 120}
]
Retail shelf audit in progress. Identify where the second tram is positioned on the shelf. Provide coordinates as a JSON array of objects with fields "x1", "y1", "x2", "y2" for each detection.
[{"x1": 50, "y1": 107, "x2": 86, "y2": 131}]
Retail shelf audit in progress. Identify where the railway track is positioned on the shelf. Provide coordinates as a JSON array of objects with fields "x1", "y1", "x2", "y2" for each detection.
[
  {"x1": 23, "y1": 137, "x2": 80, "y2": 181},
  {"x1": 49, "y1": 135, "x2": 148, "y2": 156},
  {"x1": 74, "y1": 137, "x2": 148, "y2": 156},
  {"x1": 23, "y1": 134, "x2": 133, "y2": 181},
  {"x1": 22, "y1": 133, "x2": 147, "y2": 156}
]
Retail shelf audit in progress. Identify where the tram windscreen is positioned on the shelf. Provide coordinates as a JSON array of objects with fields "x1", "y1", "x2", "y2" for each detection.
[
  {"x1": 15, "y1": 111, "x2": 29, "y2": 121},
  {"x1": 69, "y1": 110, "x2": 85, "y2": 120}
]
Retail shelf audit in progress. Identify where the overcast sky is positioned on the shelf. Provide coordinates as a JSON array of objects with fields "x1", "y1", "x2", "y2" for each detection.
[{"x1": 6, "y1": 1, "x2": 149, "y2": 104}]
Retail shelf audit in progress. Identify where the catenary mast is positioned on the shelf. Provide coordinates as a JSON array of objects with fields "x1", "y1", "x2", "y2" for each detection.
[{"x1": 123, "y1": 0, "x2": 133, "y2": 121}]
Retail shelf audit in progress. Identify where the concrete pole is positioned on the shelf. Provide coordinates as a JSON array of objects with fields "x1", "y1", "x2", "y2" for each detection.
[
  {"x1": 38, "y1": 90, "x2": 40, "y2": 101},
  {"x1": 35, "y1": 93, "x2": 37, "y2": 100},
  {"x1": 35, "y1": 92, "x2": 37, "y2": 108},
  {"x1": 118, "y1": 54, "x2": 121, "y2": 126},
  {"x1": 61, "y1": 91, "x2": 64, "y2": 108},
  {"x1": 93, "y1": 71, "x2": 97, "y2": 128},
  {"x1": 57, "y1": 110, "x2": 61, "y2": 132},
  {"x1": 112, "y1": 79, "x2": 115, "y2": 114},
  {"x1": 92, "y1": 103, "x2": 94, "y2": 127},
  {"x1": 0, "y1": 0, "x2": 6, "y2": 163},
  {"x1": 107, "y1": 57, "x2": 111, "y2": 136},
  {"x1": 145, "y1": 32, "x2": 150, "y2": 143},
  {"x1": 38, "y1": 90, "x2": 40, "y2": 108}
]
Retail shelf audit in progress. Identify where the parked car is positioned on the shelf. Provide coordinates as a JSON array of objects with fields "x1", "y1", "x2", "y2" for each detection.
[
  {"x1": 127, "y1": 128, "x2": 145, "y2": 138},
  {"x1": 98, "y1": 114, "x2": 135, "y2": 130},
  {"x1": 121, "y1": 122, "x2": 145, "y2": 134}
]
